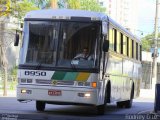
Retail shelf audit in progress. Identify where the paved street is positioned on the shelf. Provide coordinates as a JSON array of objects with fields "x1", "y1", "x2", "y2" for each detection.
[{"x1": 0, "y1": 89, "x2": 159, "y2": 120}]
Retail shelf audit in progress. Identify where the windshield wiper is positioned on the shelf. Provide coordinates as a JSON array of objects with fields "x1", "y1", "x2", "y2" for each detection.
[{"x1": 70, "y1": 60, "x2": 78, "y2": 71}]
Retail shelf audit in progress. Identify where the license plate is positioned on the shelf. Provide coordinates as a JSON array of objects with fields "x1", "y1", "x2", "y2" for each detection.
[{"x1": 48, "y1": 90, "x2": 62, "y2": 96}]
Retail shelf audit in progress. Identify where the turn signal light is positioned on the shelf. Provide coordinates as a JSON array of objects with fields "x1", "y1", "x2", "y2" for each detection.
[{"x1": 91, "y1": 82, "x2": 97, "y2": 88}]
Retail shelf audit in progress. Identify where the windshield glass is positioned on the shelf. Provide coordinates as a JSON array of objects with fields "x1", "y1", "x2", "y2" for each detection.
[{"x1": 22, "y1": 20, "x2": 101, "y2": 69}]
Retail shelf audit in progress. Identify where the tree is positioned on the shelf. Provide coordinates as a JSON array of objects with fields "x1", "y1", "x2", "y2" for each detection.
[
  {"x1": 0, "y1": 0, "x2": 39, "y2": 96},
  {"x1": 10, "y1": 65, "x2": 18, "y2": 76},
  {"x1": 141, "y1": 33, "x2": 160, "y2": 52},
  {"x1": 66, "y1": 0, "x2": 105, "y2": 12},
  {"x1": 0, "y1": 0, "x2": 11, "y2": 16},
  {"x1": 29, "y1": 0, "x2": 66, "y2": 9},
  {"x1": 67, "y1": 0, "x2": 80, "y2": 9},
  {"x1": 10, "y1": 0, "x2": 39, "y2": 20},
  {"x1": 29, "y1": 0, "x2": 105, "y2": 12},
  {"x1": 0, "y1": 0, "x2": 39, "y2": 19},
  {"x1": 141, "y1": 34, "x2": 154, "y2": 51},
  {"x1": 28, "y1": 0, "x2": 51, "y2": 9}
]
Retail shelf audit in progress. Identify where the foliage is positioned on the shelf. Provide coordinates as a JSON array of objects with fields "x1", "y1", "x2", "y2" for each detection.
[
  {"x1": 0, "y1": 0, "x2": 10, "y2": 16},
  {"x1": 141, "y1": 33, "x2": 160, "y2": 51},
  {"x1": 79, "y1": 0, "x2": 106, "y2": 12},
  {"x1": 0, "y1": 0, "x2": 39, "y2": 20},
  {"x1": 28, "y1": 0, "x2": 51, "y2": 9},
  {"x1": 141, "y1": 34, "x2": 154, "y2": 51},
  {"x1": 67, "y1": 0, "x2": 105, "y2": 12},
  {"x1": 67, "y1": 0, "x2": 80, "y2": 9},
  {"x1": 29, "y1": 0, "x2": 105, "y2": 12},
  {"x1": 10, "y1": 65, "x2": 18, "y2": 76},
  {"x1": 10, "y1": 0, "x2": 39, "y2": 20}
]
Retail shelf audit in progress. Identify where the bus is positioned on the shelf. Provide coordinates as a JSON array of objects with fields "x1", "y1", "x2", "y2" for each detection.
[{"x1": 15, "y1": 9, "x2": 142, "y2": 115}]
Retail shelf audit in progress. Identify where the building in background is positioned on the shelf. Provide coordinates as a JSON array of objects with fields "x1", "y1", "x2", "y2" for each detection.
[{"x1": 98, "y1": 0, "x2": 139, "y2": 35}]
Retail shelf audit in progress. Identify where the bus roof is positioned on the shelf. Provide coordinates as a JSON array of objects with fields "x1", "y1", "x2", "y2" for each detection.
[
  {"x1": 25, "y1": 9, "x2": 106, "y2": 20},
  {"x1": 25, "y1": 9, "x2": 140, "y2": 42}
]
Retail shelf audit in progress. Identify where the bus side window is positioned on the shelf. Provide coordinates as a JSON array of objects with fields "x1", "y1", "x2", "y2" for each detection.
[
  {"x1": 117, "y1": 31, "x2": 121, "y2": 53},
  {"x1": 113, "y1": 28, "x2": 117, "y2": 52},
  {"x1": 123, "y1": 35, "x2": 127, "y2": 56},
  {"x1": 132, "y1": 39, "x2": 134, "y2": 58},
  {"x1": 134, "y1": 41, "x2": 137, "y2": 60},
  {"x1": 140, "y1": 45, "x2": 142, "y2": 61},
  {"x1": 129, "y1": 38, "x2": 132, "y2": 58},
  {"x1": 120, "y1": 32, "x2": 123, "y2": 54},
  {"x1": 109, "y1": 27, "x2": 114, "y2": 50},
  {"x1": 126, "y1": 37, "x2": 129, "y2": 57},
  {"x1": 136, "y1": 42, "x2": 138, "y2": 60}
]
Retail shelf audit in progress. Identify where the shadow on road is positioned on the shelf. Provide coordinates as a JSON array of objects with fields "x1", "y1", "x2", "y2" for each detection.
[
  {"x1": 41, "y1": 101, "x2": 154, "y2": 116},
  {"x1": 0, "y1": 97, "x2": 157, "y2": 120}
]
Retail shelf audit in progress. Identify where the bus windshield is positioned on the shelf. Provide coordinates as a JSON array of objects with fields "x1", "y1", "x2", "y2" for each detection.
[{"x1": 21, "y1": 20, "x2": 101, "y2": 69}]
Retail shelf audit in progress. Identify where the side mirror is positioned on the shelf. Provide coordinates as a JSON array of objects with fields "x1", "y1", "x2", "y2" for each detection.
[
  {"x1": 14, "y1": 33, "x2": 19, "y2": 46},
  {"x1": 103, "y1": 40, "x2": 109, "y2": 52}
]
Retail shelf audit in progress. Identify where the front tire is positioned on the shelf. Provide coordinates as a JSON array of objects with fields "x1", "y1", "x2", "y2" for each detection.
[
  {"x1": 117, "y1": 99, "x2": 133, "y2": 108},
  {"x1": 36, "y1": 101, "x2": 46, "y2": 111},
  {"x1": 125, "y1": 85, "x2": 134, "y2": 108},
  {"x1": 96, "y1": 104, "x2": 105, "y2": 115},
  {"x1": 124, "y1": 99, "x2": 133, "y2": 108}
]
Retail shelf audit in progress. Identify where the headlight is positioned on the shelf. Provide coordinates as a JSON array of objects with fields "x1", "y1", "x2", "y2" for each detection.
[
  {"x1": 19, "y1": 79, "x2": 33, "y2": 83},
  {"x1": 77, "y1": 82, "x2": 97, "y2": 88},
  {"x1": 27, "y1": 79, "x2": 32, "y2": 83},
  {"x1": 78, "y1": 82, "x2": 90, "y2": 87},
  {"x1": 21, "y1": 79, "x2": 26, "y2": 83}
]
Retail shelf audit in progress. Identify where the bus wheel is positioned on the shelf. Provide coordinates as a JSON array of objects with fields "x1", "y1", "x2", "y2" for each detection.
[
  {"x1": 124, "y1": 86, "x2": 134, "y2": 108},
  {"x1": 117, "y1": 99, "x2": 132, "y2": 108},
  {"x1": 117, "y1": 101, "x2": 125, "y2": 108},
  {"x1": 96, "y1": 104, "x2": 105, "y2": 115},
  {"x1": 36, "y1": 101, "x2": 46, "y2": 111},
  {"x1": 124, "y1": 99, "x2": 133, "y2": 108}
]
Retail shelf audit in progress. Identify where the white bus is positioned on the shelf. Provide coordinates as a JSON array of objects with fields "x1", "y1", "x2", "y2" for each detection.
[{"x1": 15, "y1": 9, "x2": 142, "y2": 115}]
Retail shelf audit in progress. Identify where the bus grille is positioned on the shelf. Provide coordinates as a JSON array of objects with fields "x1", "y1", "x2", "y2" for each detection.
[
  {"x1": 36, "y1": 79, "x2": 51, "y2": 84},
  {"x1": 36, "y1": 79, "x2": 74, "y2": 85},
  {"x1": 56, "y1": 81, "x2": 74, "y2": 85}
]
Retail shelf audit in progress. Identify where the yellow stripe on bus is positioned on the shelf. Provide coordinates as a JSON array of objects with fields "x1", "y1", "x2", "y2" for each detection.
[{"x1": 76, "y1": 72, "x2": 90, "y2": 81}]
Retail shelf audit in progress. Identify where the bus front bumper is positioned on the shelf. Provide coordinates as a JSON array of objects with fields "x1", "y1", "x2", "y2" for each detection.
[{"x1": 17, "y1": 85, "x2": 99, "y2": 106}]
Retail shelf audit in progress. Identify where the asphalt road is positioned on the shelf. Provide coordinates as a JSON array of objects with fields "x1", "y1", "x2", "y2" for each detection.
[{"x1": 0, "y1": 97, "x2": 158, "y2": 120}]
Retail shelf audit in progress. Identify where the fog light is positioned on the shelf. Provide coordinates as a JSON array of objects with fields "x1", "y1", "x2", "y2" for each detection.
[
  {"x1": 21, "y1": 89, "x2": 27, "y2": 93},
  {"x1": 78, "y1": 93, "x2": 91, "y2": 97},
  {"x1": 84, "y1": 93, "x2": 91, "y2": 97},
  {"x1": 21, "y1": 89, "x2": 32, "y2": 94}
]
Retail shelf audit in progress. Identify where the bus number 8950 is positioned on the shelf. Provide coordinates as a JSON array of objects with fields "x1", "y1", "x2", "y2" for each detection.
[{"x1": 24, "y1": 71, "x2": 46, "y2": 76}]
